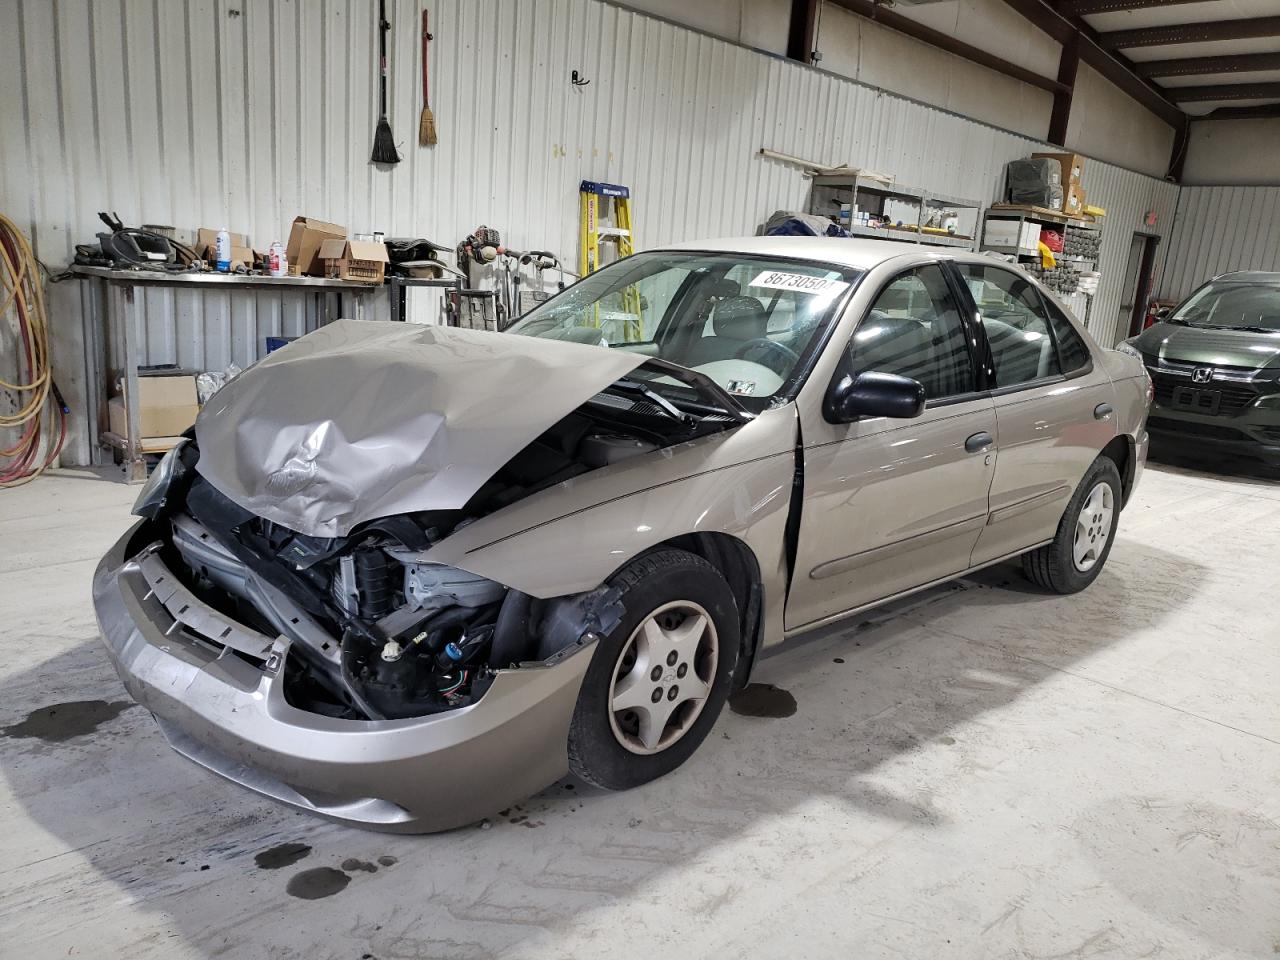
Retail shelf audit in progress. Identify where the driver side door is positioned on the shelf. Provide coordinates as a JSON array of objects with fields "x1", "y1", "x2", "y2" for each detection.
[{"x1": 785, "y1": 263, "x2": 997, "y2": 631}]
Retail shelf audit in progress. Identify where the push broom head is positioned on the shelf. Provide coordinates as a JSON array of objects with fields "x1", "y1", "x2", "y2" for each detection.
[
  {"x1": 372, "y1": 117, "x2": 400, "y2": 164},
  {"x1": 419, "y1": 105, "x2": 437, "y2": 147}
]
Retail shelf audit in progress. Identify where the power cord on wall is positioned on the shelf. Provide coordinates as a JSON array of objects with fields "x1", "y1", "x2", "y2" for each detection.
[{"x1": 1, "y1": 214, "x2": 67, "y2": 486}]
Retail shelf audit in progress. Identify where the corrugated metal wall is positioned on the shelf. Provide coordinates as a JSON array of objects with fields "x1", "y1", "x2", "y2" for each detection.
[
  {"x1": 2, "y1": 0, "x2": 1182, "y2": 462},
  {"x1": 1157, "y1": 185, "x2": 1280, "y2": 303},
  {"x1": 1075, "y1": 159, "x2": 1179, "y2": 345}
]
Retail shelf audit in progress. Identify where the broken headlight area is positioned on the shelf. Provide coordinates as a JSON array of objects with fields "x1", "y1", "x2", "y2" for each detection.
[{"x1": 130, "y1": 426, "x2": 632, "y2": 722}]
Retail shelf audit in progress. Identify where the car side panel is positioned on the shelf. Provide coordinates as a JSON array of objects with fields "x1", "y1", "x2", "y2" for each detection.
[
  {"x1": 786, "y1": 397, "x2": 997, "y2": 630},
  {"x1": 969, "y1": 370, "x2": 1116, "y2": 566},
  {"x1": 419, "y1": 405, "x2": 798, "y2": 653}
]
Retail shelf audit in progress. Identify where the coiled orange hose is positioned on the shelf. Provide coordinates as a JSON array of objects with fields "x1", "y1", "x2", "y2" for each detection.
[{"x1": 1, "y1": 214, "x2": 66, "y2": 486}]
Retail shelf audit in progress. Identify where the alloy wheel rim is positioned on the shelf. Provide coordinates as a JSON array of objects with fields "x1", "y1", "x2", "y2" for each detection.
[
  {"x1": 1072, "y1": 481, "x2": 1114, "y2": 572},
  {"x1": 607, "y1": 600, "x2": 718, "y2": 755}
]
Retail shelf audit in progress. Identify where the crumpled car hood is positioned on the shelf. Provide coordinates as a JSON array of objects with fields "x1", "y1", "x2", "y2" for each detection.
[{"x1": 194, "y1": 320, "x2": 646, "y2": 538}]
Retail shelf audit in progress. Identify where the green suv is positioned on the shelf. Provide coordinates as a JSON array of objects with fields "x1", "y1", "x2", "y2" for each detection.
[{"x1": 1119, "y1": 271, "x2": 1280, "y2": 466}]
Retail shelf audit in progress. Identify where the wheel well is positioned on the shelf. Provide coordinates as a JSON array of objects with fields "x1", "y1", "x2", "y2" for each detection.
[
  {"x1": 660, "y1": 533, "x2": 764, "y2": 690},
  {"x1": 1101, "y1": 434, "x2": 1135, "y2": 506}
]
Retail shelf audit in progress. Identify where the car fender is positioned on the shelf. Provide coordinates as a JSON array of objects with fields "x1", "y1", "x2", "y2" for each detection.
[
  {"x1": 420, "y1": 405, "x2": 799, "y2": 646},
  {"x1": 1099, "y1": 350, "x2": 1152, "y2": 439}
]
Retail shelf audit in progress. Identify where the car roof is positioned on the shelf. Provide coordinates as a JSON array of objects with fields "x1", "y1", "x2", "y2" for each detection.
[
  {"x1": 1213, "y1": 270, "x2": 1280, "y2": 283},
  {"x1": 659, "y1": 236, "x2": 931, "y2": 271},
  {"x1": 658, "y1": 235, "x2": 1038, "y2": 275}
]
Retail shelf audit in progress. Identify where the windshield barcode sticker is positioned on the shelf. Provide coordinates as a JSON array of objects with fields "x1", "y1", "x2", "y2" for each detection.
[{"x1": 749, "y1": 271, "x2": 849, "y2": 296}]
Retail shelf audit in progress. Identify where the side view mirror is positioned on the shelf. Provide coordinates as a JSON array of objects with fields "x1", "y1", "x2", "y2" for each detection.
[{"x1": 824, "y1": 371, "x2": 926, "y2": 424}]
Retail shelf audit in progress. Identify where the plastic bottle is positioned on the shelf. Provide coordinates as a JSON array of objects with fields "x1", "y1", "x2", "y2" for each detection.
[
  {"x1": 215, "y1": 228, "x2": 231, "y2": 272},
  {"x1": 268, "y1": 241, "x2": 287, "y2": 277}
]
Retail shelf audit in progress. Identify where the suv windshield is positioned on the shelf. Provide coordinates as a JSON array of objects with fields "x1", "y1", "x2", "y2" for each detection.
[
  {"x1": 1171, "y1": 279, "x2": 1280, "y2": 332},
  {"x1": 506, "y1": 250, "x2": 861, "y2": 411}
]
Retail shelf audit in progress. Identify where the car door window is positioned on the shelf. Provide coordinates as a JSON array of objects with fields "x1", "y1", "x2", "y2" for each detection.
[
  {"x1": 1041, "y1": 297, "x2": 1092, "y2": 373},
  {"x1": 958, "y1": 264, "x2": 1063, "y2": 387},
  {"x1": 848, "y1": 265, "x2": 975, "y2": 401}
]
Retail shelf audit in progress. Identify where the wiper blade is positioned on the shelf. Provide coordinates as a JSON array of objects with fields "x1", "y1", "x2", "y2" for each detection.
[
  {"x1": 608, "y1": 378, "x2": 697, "y2": 426},
  {"x1": 635, "y1": 357, "x2": 752, "y2": 423},
  {"x1": 1221, "y1": 325, "x2": 1279, "y2": 334}
]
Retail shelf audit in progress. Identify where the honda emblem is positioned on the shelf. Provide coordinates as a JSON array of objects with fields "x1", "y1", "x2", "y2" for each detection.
[{"x1": 1191, "y1": 367, "x2": 1212, "y2": 384}]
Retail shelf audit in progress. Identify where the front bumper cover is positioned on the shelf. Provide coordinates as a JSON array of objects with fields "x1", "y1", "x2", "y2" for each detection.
[{"x1": 92, "y1": 520, "x2": 594, "y2": 833}]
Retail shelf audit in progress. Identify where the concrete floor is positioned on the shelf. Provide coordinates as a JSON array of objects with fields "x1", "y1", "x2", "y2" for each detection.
[{"x1": 1, "y1": 462, "x2": 1277, "y2": 959}]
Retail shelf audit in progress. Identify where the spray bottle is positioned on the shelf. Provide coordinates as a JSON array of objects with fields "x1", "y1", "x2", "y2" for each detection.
[
  {"x1": 215, "y1": 228, "x2": 231, "y2": 273},
  {"x1": 268, "y1": 241, "x2": 288, "y2": 277}
]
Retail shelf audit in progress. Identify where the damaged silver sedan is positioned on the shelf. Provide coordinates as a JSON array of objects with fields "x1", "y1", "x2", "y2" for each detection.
[{"x1": 94, "y1": 238, "x2": 1152, "y2": 832}]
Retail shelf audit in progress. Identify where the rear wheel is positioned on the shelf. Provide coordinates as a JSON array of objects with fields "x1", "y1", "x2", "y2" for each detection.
[
  {"x1": 1022, "y1": 455, "x2": 1122, "y2": 594},
  {"x1": 568, "y1": 549, "x2": 739, "y2": 790}
]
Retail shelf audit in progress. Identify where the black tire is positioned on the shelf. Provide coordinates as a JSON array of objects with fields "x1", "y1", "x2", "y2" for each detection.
[
  {"x1": 1022, "y1": 455, "x2": 1123, "y2": 594},
  {"x1": 567, "y1": 548, "x2": 740, "y2": 791}
]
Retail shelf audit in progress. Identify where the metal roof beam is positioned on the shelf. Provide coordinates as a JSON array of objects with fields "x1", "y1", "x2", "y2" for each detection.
[
  {"x1": 825, "y1": 0, "x2": 1067, "y2": 94},
  {"x1": 1137, "y1": 51, "x2": 1280, "y2": 77},
  {"x1": 999, "y1": 0, "x2": 1185, "y2": 127},
  {"x1": 1203, "y1": 102, "x2": 1280, "y2": 119},
  {"x1": 1099, "y1": 16, "x2": 1280, "y2": 49},
  {"x1": 1049, "y1": 34, "x2": 1081, "y2": 145},
  {"x1": 1168, "y1": 81, "x2": 1280, "y2": 102},
  {"x1": 786, "y1": 0, "x2": 820, "y2": 64},
  {"x1": 1055, "y1": 0, "x2": 1201, "y2": 15}
]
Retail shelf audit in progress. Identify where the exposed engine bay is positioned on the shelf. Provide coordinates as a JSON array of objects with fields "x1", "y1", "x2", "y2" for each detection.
[{"x1": 139, "y1": 392, "x2": 740, "y2": 722}]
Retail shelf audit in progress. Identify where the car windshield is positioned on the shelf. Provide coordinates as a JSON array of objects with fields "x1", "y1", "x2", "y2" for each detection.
[
  {"x1": 506, "y1": 250, "x2": 861, "y2": 411},
  {"x1": 1170, "y1": 279, "x2": 1280, "y2": 332}
]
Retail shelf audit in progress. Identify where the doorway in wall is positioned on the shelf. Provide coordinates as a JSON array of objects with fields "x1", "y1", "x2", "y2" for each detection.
[{"x1": 1119, "y1": 232, "x2": 1161, "y2": 341}]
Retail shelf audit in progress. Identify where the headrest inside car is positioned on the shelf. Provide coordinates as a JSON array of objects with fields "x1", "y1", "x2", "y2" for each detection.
[{"x1": 711, "y1": 296, "x2": 767, "y2": 341}]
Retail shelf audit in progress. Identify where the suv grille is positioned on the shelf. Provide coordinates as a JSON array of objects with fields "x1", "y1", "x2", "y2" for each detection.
[{"x1": 1149, "y1": 370, "x2": 1263, "y2": 417}]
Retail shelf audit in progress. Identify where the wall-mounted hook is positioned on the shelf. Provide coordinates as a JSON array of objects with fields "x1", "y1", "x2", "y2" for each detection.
[{"x1": 570, "y1": 70, "x2": 590, "y2": 87}]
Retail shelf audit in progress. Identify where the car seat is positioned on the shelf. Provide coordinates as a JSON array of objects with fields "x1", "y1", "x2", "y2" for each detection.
[
  {"x1": 682, "y1": 295, "x2": 769, "y2": 367},
  {"x1": 852, "y1": 310, "x2": 935, "y2": 385},
  {"x1": 983, "y1": 316, "x2": 1055, "y2": 383}
]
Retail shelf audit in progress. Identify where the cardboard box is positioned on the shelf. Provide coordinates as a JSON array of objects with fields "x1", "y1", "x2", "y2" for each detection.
[
  {"x1": 286, "y1": 216, "x2": 347, "y2": 276},
  {"x1": 196, "y1": 228, "x2": 255, "y2": 269},
  {"x1": 318, "y1": 238, "x2": 388, "y2": 284},
  {"x1": 109, "y1": 374, "x2": 200, "y2": 439},
  {"x1": 1033, "y1": 152, "x2": 1085, "y2": 185},
  {"x1": 1063, "y1": 181, "x2": 1086, "y2": 216},
  {"x1": 985, "y1": 219, "x2": 1041, "y2": 251}
]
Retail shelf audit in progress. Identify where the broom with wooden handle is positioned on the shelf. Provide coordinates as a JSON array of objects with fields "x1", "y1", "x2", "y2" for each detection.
[
  {"x1": 419, "y1": 9, "x2": 437, "y2": 146},
  {"x1": 371, "y1": 0, "x2": 400, "y2": 164}
]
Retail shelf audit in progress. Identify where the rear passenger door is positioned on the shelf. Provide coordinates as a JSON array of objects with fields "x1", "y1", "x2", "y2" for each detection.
[
  {"x1": 952, "y1": 263, "x2": 1116, "y2": 567},
  {"x1": 786, "y1": 264, "x2": 997, "y2": 630}
]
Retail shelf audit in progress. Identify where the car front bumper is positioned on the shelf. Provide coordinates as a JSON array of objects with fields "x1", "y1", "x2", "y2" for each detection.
[
  {"x1": 1147, "y1": 406, "x2": 1280, "y2": 465},
  {"x1": 92, "y1": 520, "x2": 594, "y2": 833}
]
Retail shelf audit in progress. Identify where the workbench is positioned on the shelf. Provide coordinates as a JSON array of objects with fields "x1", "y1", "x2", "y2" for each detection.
[
  {"x1": 72, "y1": 266, "x2": 457, "y2": 483},
  {"x1": 385, "y1": 274, "x2": 464, "y2": 322}
]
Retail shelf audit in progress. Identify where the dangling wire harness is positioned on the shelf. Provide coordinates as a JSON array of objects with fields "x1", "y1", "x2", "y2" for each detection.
[{"x1": 1, "y1": 213, "x2": 67, "y2": 486}]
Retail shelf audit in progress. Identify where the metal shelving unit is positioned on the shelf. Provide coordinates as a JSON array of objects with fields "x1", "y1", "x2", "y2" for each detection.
[
  {"x1": 808, "y1": 174, "x2": 984, "y2": 251},
  {"x1": 981, "y1": 204, "x2": 1101, "y2": 258},
  {"x1": 978, "y1": 206, "x2": 1102, "y2": 326}
]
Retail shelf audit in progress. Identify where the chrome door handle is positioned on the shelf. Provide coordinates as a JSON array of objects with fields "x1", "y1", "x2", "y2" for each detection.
[
  {"x1": 1094, "y1": 403, "x2": 1114, "y2": 421},
  {"x1": 965, "y1": 431, "x2": 994, "y2": 453}
]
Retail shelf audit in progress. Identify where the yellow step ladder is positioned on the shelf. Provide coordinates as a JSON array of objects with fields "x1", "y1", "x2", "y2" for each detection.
[{"x1": 579, "y1": 180, "x2": 642, "y2": 339}]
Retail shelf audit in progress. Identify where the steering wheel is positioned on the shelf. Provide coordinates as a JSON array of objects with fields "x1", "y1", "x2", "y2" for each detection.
[{"x1": 735, "y1": 337, "x2": 800, "y2": 374}]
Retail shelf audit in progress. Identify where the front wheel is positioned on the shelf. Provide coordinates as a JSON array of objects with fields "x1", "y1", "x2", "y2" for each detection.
[
  {"x1": 1022, "y1": 455, "x2": 1122, "y2": 594},
  {"x1": 567, "y1": 549, "x2": 740, "y2": 790}
]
